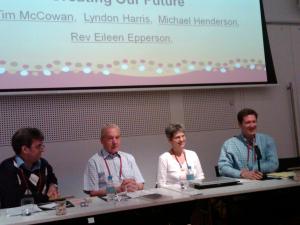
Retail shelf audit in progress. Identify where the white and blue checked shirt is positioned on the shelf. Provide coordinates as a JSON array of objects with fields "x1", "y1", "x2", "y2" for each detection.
[
  {"x1": 83, "y1": 149, "x2": 145, "y2": 192},
  {"x1": 218, "y1": 133, "x2": 279, "y2": 178}
]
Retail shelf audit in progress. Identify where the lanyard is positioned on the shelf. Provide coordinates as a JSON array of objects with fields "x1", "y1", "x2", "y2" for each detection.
[
  {"x1": 172, "y1": 150, "x2": 189, "y2": 170},
  {"x1": 102, "y1": 151, "x2": 122, "y2": 178}
]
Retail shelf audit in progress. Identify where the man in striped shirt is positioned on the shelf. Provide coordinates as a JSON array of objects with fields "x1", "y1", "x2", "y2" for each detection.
[{"x1": 83, "y1": 123, "x2": 144, "y2": 197}]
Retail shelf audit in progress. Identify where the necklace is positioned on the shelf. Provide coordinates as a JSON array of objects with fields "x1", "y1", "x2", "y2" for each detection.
[{"x1": 172, "y1": 150, "x2": 188, "y2": 171}]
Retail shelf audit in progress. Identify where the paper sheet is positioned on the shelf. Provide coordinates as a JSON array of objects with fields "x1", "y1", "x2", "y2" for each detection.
[
  {"x1": 267, "y1": 171, "x2": 295, "y2": 178},
  {"x1": 6, "y1": 204, "x2": 42, "y2": 216}
]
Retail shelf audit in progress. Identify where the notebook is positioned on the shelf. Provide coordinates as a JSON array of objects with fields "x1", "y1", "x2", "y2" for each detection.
[{"x1": 189, "y1": 177, "x2": 240, "y2": 189}]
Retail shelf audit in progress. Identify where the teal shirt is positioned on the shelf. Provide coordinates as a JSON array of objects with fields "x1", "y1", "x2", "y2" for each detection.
[{"x1": 218, "y1": 133, "x2": 279, "y2": 178}]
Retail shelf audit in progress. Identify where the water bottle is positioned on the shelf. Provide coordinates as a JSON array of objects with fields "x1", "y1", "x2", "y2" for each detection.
[
  {"x1": 106, "y1": 175, "x2": 116, "y2": 202},
  {"x1": 186, "y1": 165, "x2": 195, "y2": 181}
]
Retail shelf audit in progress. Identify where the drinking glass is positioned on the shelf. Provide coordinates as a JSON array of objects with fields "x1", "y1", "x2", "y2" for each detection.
[
  {"x1": 116, "y1": 175, "x2": 135, "y2": 201},
  {"x1": 113, "y1": 177, "x2": 125, "y2": 202},
  {"x1": 178, "y1": 171, "x2": 188, "y2": 190},
  {"x1": 180, "y1": 177, "x2": 188, "y2": 190},
  {"x1": 123, "y1": 175, "x2": 137, "y2": 193},
  {"x1": 55, "y1": 199, "x2": 67, "y2": 216},
  {"x1": 20, "y1": 197, "x2": 34, "y2": 216}
]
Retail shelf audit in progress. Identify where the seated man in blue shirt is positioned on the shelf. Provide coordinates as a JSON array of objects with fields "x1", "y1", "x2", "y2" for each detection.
[
  {"x1": 83, "y1": 123, "x2": 144, "y2": 197},
  {"x1": 0, "y1": 128, "x2": 59, "y2": 208},
  {"x1": 218, "y1": 108, "x2": 279, "y2": 179}
]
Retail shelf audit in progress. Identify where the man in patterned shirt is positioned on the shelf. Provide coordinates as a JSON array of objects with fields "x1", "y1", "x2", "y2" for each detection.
[
  {"x1": 218, "y1": 108, "x2": 278, "y2": 179},
  {"x1": 0, "y1": 128, "x2": 59, "y2": 208}
]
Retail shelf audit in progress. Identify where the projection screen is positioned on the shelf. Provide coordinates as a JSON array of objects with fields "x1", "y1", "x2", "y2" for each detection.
[{"x1": 0, "y1": 0, "x2": 277, "y2": 93}]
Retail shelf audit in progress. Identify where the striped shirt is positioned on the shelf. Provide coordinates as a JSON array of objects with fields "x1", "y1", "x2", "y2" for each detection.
[{"x1": 83, "y1": 149, "x2": 144, "y2": 192}]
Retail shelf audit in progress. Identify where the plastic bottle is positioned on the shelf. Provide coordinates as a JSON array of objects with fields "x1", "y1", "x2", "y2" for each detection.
[
  {"x1": 186, "y1": 165, "x2": 195, "y2": 181},
  {"x1": 106, "y1": 175, "x2": 116, "y2": 202}
]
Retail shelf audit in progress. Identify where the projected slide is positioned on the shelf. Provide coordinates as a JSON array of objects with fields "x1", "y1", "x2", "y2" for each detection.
[{"x1": 0, "y1": 0, "x2": 267, "y2": 91}]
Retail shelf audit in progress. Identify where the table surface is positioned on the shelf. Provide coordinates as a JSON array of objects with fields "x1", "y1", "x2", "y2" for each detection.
[{"x1": 1, "y1": 178, "x2": 299, "y2": 225}]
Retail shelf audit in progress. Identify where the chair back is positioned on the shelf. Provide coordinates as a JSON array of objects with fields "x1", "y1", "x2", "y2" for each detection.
[{"x1": 215, "y1": 165, "x2": 220, "y2": 177}]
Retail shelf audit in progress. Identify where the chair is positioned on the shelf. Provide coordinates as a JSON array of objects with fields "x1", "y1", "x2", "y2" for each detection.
[{"x1": 215, "y1": 165, "x2": 221, "y2": 177}]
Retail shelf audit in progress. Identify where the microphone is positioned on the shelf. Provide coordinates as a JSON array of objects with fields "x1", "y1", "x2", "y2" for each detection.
[
  {"x1": 254, "y1": 145, "x2": 262, "y2": 172},
  {"x1": 254, "y1": 145, "x2": 262, "y2": 160},
  {"x1": 252, "y1": 134, "x2": 261, "y2": 160}
]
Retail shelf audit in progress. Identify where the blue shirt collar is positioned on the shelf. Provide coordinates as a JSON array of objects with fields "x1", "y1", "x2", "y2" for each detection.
[{"x1": 15, "y1": 155, "x2": 41, "y2": 171}]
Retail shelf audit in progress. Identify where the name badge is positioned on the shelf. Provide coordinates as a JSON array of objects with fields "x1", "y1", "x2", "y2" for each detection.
[{"x1": 29, "y1": 174, "x2": 39, "y2": 186}]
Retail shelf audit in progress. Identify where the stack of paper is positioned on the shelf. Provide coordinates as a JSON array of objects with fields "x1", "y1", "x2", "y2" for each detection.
[{"x1": 266, "y1": 171, "x2": 295, "y2": 179}]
